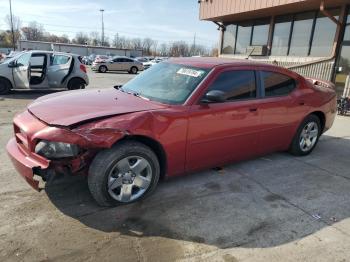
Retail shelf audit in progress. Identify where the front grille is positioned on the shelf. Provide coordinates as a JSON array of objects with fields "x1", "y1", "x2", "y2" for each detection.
[{"x1": 14, "y1": 124, "x2": 30, "y2": 153}]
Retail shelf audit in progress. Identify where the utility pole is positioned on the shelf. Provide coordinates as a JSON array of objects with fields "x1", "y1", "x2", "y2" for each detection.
[
  {"x1": 100, "y1": 9, "x2": 105, "y2": 46},
  {"x1": 9, "y1": 0, "x2": 15, "y2": 50}
]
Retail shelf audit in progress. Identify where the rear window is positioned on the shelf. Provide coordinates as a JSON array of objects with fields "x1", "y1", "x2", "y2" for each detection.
[
  {"x1": 261, "y1": 71, "x2": 296, "y2": 97},
  {"x1": 51, "y1": 55, "x2": 70, "y2": 65}
]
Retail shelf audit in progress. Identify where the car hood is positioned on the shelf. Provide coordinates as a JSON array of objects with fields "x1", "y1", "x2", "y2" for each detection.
[{"x1": 28, "y1": 88, "x2": 167, "y2": 126}]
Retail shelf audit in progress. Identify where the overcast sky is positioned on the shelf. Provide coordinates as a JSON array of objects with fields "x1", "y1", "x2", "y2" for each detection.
[{"x1": 0, "y1": 0, "x2": 218, "y2": 48}]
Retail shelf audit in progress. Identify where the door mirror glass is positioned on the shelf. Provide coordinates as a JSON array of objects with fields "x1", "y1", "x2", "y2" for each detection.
[
  {"x1": 8, "y1": 61, "x2": 17, "y2": 68},
  {"x1": 202, "y1": 90, "x2": 226, "y2": 103}
]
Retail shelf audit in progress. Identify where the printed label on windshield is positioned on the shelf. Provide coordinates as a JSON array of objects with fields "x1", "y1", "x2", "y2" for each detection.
[{"x1": 177, "y1": 68, "x2": 204, "y2": 78}]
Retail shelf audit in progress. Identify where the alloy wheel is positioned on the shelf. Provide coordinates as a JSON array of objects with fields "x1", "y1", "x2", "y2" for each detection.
[
  {"x1": 107, "y1": 156, "x2": 152, "y2": 203},
  {"x1": 299, "y1": 121, "x2": 319, "y2": 152}
]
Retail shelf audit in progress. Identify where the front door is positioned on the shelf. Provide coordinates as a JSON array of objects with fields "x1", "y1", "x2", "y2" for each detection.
[
  {"x1": 13, "y1": 52, "x2": 31, "y2": 89},
  {"x1": 110, "y1": 58, "x2": 123, "y2": 71},
  {"x1": 47, "y1": 54, "x2": 73, "y2": 88},
  {"x1": 186, "y1": 69, "x2": 261, "y2": 172}
]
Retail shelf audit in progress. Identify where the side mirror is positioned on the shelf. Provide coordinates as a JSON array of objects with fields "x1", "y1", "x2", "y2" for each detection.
[
  {"x1": 201, "y1": 90, "x2": 226, "y2": 103},
  {"x1": 8, "y1": 61, "x2": 17, "y2": 68}
]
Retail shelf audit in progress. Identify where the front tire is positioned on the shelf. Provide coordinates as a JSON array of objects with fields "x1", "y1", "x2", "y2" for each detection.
[
  {"x1": 88, "y1": 141, "x2": 160, "y2": 206},
  {"x1": 0, "y1": 77, "x2": 12, "y2": 95},
  {"x1": 289, "y1": 114, "x2": 321, "y2": 156}
]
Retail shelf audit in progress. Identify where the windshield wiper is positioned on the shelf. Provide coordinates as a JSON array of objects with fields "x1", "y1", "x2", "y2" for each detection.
[
  {"x1": 132, "y1": 92, "x2": 150, "y2": 101},
  {"x1": 115, "y1": 85, "x2": 149, "y2": 101},
  {"x1": 114, "y1": 85, "x2": 124, "y2": 91}
]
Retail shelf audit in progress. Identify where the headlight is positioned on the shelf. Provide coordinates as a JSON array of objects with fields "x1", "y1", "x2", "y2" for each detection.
[{"x1": 35, "y1": 140, "x2": 80, "y2": 159}]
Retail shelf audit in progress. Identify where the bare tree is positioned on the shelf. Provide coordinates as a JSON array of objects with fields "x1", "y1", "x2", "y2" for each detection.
[
  {"x1": 131, "y1": 38, "x2": 142, "y2": 50},
  {"x1": 159, "y1": 43, "x2": 169, "y2": 56},
  {"x1": 72, "y1": 32, "x2": 89, "y2": 45},
  {"x1": 151, "y1": 40, "x2": 158, "y2": 56},
  {"x1": 89, "y1": 31, "x2": 100, "y2": 46},
  {"x1": 170, "y1": 41, "x2": 189, "y2": 57},
  {"x1": 142, "y1": 37, "x2": 154, "y2": 55},
  {"x1": 4, "y1": 15, "x2": 21, "y2": 47},
  {"x1": 21, "y1": 22, "x2": 44, "y2": 41}
]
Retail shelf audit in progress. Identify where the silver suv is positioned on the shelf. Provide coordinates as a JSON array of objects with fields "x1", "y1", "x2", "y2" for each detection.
[
  {"x1": 0, "y1": 51, "x2": 89, "y2": 95},
  {"x1": 92, "y1": 56, "x2": 144, "y2": 74}
]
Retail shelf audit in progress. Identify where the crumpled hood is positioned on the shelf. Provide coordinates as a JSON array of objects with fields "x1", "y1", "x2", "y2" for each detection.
[{"x1": 28, "y1": 88, "x2": 166, "y2": 126}]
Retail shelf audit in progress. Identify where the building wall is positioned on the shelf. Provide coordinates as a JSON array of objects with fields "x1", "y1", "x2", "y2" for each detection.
[
  {"x1": 199, "y1": 0, "x2": 349, "y2": 22},
  {"x1": 18, "y1": 41, "x2": 143, "y2": 57},
  {"x1": 200, "y1": 0, "x2": 306, "y2": 20}
]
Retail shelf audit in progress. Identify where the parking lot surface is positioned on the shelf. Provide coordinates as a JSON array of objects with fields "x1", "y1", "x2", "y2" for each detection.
[{"x1": 1, "y1": 69, "x2": 350, "y2": 262}]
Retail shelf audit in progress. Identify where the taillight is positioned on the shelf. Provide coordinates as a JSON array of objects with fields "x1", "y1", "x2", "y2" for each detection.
[{"x1": 80, "y1": 64, "x2": 87, "y2": 73}]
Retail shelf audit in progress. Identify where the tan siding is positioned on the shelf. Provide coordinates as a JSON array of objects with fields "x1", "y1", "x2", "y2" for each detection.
[{"x1": 199, "y1": 0, "x2": 345, "y2": 21}]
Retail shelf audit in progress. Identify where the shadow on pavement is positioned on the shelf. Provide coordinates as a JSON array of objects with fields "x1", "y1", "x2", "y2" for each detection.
[{"x1": 45, "y1": 135, "x2": 350, "y2": 249}]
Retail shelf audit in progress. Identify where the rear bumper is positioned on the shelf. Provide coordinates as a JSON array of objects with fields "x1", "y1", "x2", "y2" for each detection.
[{"x1": 6, "y1": 138, "x2": 49, "y2": 191}]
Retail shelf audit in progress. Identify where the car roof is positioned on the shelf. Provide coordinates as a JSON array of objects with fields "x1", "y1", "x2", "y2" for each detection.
[
  {"x1": 168, "y1": 57, "x2": 279, "y2": 70},
  {"x1": 25, "y1": 50, "x2": 80, "y2": 57}
]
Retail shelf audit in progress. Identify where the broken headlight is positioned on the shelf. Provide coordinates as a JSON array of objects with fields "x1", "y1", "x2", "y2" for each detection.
[{"x1": 35, "y1": 140, "x2": 80, "y2": 159}]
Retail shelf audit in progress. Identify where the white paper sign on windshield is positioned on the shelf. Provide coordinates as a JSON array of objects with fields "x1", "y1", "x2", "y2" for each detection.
[{"x1": 177, "y1": 68, "x2": 204, "y2": 78}]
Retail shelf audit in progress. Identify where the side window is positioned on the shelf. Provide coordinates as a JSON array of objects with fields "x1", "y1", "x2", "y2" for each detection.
[
  {"x1": 261, "y1": 71, "x2": 296, "y2": 97},
  {"x1": 207, "y1": 70, "x2": 256, "y2": 101},
  {"x1": 125, "y1": 58, "x2": 134, "y2": 62},
  {"x1": 114, "y1": 58, "x2": 122, "y2": 62},
  {"x1": 16, "y1": 53, "x2": 31, "y2": 67},
  {"x1": 51, "y1": 55, "x2": 70, "y2": 66},
  {"x1": 30, "y1": 55, "x2": 45, "y2": 67}
]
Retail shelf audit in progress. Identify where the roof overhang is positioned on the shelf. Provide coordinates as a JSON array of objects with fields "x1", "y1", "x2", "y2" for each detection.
[{"x1": 200, "y1": 0, "x2": 350, "y2": 23}]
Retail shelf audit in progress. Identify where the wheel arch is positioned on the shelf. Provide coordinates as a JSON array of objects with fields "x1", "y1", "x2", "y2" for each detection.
[
  {"x1": 118, "y1": 135, "x2": 167, "y2": 180},
  {"x1": 309, "y1": 111, "x2": 325, "y2": 132},
  {"x1": 67, "y1": 77, "x2": 87, "y2": 89},
  {"x1": 0, "y1": 76, "x2": 14, "y2": 89}
]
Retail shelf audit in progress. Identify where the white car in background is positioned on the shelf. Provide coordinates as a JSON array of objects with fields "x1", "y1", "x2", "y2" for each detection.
[
  {"x1": 0, "y1": 50, "x2": 89, "y2": 95},
  {"x1": 142, "y1": 57, "x2": 166, "y2": 70}
]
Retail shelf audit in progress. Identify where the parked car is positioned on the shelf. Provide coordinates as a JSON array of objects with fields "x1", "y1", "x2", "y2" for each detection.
[
  {"x1": 94, "y1": 55, "x2": 111, "y2": 63},
  {"x1": 81, "y1": 56, "x2": 90, "y2": 65},
  {"x1": 7, "y1": 58, "x2": 336, "y2": 206},
  {"x1": 0, "y1": 50, "x2": 89, "y2": 95},
  {"x1": 92, "y1": 56, "x2": 143, "y2": 74},
  {"x1": 143, "y1": 57, "x2": 167, "y2": 70}
]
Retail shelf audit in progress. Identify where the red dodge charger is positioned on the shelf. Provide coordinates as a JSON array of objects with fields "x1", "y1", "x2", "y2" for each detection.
[{"x1": 7, "y1": 58, "x2": 337, "y2": 206}]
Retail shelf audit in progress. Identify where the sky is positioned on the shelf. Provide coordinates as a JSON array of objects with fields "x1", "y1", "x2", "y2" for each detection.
[{"x1": 0, "y1": 0, "x2": 218, "y2": 48}]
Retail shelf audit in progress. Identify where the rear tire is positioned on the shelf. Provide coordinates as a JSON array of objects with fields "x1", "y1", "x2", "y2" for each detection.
[
  {"x1": 67, "y1": 78, "x2": 86, "y2": 90},
  {"x1": 0, "y1": 77, "x2": 12, "y2": 95},
  {"x1": 88, "y1": 141, "x2": 160, "y2": 207},
  {"x1": 130, "y1": 66, "x2": 138, "y2": 74},
  {"x1": 99, "y1": 65, "x2": 107, "y2": 73},
  {"x1": 289, "y1": 114, "x2": 321, "y2": 156}
]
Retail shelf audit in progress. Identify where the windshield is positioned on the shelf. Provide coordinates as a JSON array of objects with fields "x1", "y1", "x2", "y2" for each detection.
[
  {"x1": 4, "y1": 52, "x2": 24, "y2": 63},
  {"x1": 122, "y1": 62, "x2": 210, "y2": 104}
]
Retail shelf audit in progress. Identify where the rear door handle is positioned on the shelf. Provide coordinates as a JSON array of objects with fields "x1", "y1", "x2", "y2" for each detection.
[
  {"x1": 249, "y1": 108, "x2": 258, "y2": 112},
  {"x1": 299, "y1": 101, "x2": 305, "y2": 106}
]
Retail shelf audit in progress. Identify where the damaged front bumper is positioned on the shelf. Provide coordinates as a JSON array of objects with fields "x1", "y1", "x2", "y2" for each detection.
[{"x1": 6, "y1": 138, "x2": 49, "y2": 191}]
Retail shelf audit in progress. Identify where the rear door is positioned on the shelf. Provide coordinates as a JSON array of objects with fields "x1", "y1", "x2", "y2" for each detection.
[
  {"x1": 257, "y1": 70, "x2": 299, "y2": 153},
  {"x1": 13, "y1": 52, "x2": 31, "y2": 89},
  {"x1": 47, "y1": 54, "x2": 73, "y2": 88},
  {"x1": 122, "y1": 58, "x2": 134, "y2": 71}
]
